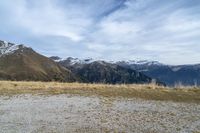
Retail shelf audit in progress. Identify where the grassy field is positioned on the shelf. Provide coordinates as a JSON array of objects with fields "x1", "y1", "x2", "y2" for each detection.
[{"x1": 0, "y1": 81, "x2": 200, "y2": 103}]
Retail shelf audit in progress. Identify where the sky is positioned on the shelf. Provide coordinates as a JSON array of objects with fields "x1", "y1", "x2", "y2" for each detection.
[{"x1": 0, "y1": 0, "x2": 200, "y2": 65}]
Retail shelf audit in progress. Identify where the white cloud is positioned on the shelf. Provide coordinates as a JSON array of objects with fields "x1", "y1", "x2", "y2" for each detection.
[
  {"x1": 0, "y1": 0, "x2": 200, "y2": 64},
  {"x1": 0, "y1": 0, "x2": 92, "y2": 41},
  {"x1": 164, "y1": 9, "x2": 200, "y2": 32}
]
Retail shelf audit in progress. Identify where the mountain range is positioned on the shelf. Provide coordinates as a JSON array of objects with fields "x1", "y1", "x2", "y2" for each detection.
[
  {"x1": 53, "y1": 57, "x2": 200, "y2": 86},
  {"x1": 1, "y1": 40, "x2": 199, "y2": 86},
  {"x1": 0, "y1": 40, "x2": 156, "y2": 85}
]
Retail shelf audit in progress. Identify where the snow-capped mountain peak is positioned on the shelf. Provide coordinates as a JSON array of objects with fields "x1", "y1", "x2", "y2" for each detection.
[
  {"x1": 0, "y1": 40, "x2": 26, "y2": 55},
  {"x1": 50, "y1": 56, "x2": 164, "y2": 67}
]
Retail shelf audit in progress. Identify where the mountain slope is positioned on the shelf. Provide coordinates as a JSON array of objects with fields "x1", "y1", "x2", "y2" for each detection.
[
  {"x1": 53, "y1": 57, "x2": 163, "y2": 85},
  {"x1": 72, "y1": 61, "x2": 153, "y2": 84},
  {"x1": 0, "y1": 40, "x2": 76, "y2": 82}
]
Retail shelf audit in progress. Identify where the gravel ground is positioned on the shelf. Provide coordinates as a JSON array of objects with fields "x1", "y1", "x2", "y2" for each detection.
[{"x1": 0, "y1": 94, "x2": 200, "y2": 133}]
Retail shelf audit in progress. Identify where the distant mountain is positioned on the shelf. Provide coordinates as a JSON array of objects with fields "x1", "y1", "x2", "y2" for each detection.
[
  {"x1": 53, "y1": 57, "x2": 200, "y2": 86},
  {"x1": 52, "y1": 57, "x2": 163, "y2": 85},
  {"x1": 116, "y1": 60, "x2": 163, "y2": 66},
  {"x1": 116, "y1": 60, "x2": 200, "y2": 86},
  {"x1": 0, "y1": 40, "x2": 76, "y2": 82}
]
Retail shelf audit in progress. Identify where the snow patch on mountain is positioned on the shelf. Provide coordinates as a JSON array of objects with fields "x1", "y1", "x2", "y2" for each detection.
[
  {"x1": 51, "y1": 56, "x2": 94, "y2": 65},
  {"x1": 4, "y1": 45, "x2": 20, "y2": 54},
  {"x1": 119, "y1": 60, "x2": 164, "y2": 66},
  {"x1": 64, "y1": 57, "x2": 95, "y2": 65}
]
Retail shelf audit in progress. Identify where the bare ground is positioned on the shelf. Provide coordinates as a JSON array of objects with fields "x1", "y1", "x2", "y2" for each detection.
[
  {"x1": 0, "y1": 81, "x2": 200, "y2": 133},
  {"x1": 0, "y1": 94, "x2": 200, "y2": 133}
]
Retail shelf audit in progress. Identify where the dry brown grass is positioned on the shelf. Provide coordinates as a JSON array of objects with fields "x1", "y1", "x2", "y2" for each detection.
[{"x1": 0, "y1": 81, "x2": 200, "y2": 103}]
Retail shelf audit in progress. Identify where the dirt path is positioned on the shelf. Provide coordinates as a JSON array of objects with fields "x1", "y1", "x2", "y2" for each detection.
[{"x1": 0, "y1": 94, "x2": 200, "y2": 133}]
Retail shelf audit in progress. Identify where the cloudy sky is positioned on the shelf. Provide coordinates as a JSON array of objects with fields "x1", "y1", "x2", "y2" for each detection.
[{"x1": 0, "y1": 0, "x2": 200, "y2": 65}]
